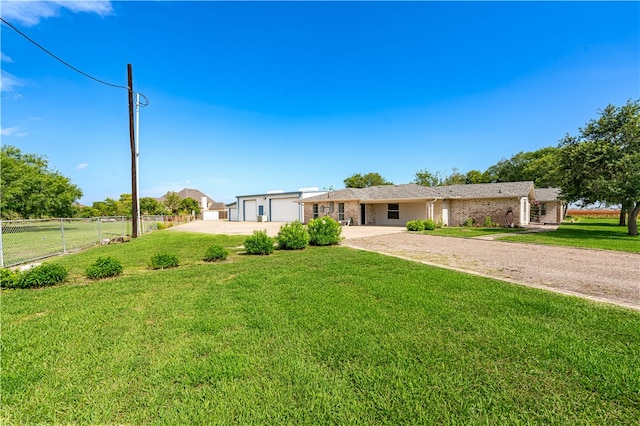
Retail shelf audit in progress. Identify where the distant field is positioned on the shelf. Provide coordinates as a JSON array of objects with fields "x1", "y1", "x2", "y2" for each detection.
[{"x1": 567, "y1": 209, "x2": 621, "y2": 219}]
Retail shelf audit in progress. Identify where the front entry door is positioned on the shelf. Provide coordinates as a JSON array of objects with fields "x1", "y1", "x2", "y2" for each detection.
[{"x1": 360, "y1": 204, "x2": 366, "y2": 225}]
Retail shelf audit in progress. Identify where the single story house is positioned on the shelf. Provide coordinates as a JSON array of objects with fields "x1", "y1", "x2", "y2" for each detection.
[
  {"x1": 233, "y1": 188, "x2": 327, "y2": 222},
  {"x1": 300, "y1": 181, "x2": 549, "y2": 227},
  {"x1": 532, "y1": 188, "x2": 567, "y2": 224}
]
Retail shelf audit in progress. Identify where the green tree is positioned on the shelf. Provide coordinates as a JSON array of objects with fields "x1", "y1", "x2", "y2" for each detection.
[
  {"x1": 180, "y1": 197, "x2": 201, "y2": 215},
  {"x1": 344, "y1": 172, "x2": 393, "y2": 188},
  {"x1": 163, "y1": 191, "x2": 182, "y2": 214},
  {"x1": 140, "y1": 197, "x2": 168, "y2": 215},
  {"x1": 442, "y1": 167, "x2": 467, "y2": 186},
  {"x1": 464, "y1": 169, "x2": 490, "y2": 184},
  {"x1": 0, "y1": 145, "x2": 83, "y2": 219},
  {"x1": 484, "y1": 147, "x2": 562, "y2": 187},
  {"x1": 559, "y1": 99, "x2": 640, "y2": 236},
  {"x1": 412, "y1": 169, "x2": 443, "y2": 187}
]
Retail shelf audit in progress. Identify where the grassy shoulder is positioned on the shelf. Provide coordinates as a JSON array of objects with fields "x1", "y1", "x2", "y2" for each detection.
[
  {"x1": 498, "y1": 218, "x2": 640, "y2": 253},
  {"x1": 2, "y1": 231, "x2": 639, "y2": 424},
  {"x1": 420, "y1": 226, "x2": 524, "y2": 238}
]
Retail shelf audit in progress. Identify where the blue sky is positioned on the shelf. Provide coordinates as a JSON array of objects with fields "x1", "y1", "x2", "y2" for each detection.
[{"x1": 2, "y1": 1, "x2": 638, "y2": 205}]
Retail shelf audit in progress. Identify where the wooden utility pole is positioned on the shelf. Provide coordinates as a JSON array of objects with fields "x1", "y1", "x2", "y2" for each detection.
[{"x1": 128, "y1": 64, "x2": 139, "y2": 238}]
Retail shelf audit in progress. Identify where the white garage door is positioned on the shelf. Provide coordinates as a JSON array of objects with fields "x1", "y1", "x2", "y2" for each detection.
[
  {"x1": 270, "y1": 198, "x2": 299, "y2": 222},
  {"x1": 243, "y1": 200, "x2": 257, "y2": 221}
]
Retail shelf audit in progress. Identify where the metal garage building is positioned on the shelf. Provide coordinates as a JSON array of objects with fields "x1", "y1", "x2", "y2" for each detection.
[{"x1": 233, "y1": 188, "x2": 326, "y2": 222}]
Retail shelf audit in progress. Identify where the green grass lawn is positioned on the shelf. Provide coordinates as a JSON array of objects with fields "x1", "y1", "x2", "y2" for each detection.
[
  {"x1": 422, "y1": 227, "x2": 524, "y2": 238},
  {"x1": 498, "y1": 218, "x2": 640, "y2": 252},
  {"x1": 2, "y1": 232, "x2": 639, "y2": 424}
]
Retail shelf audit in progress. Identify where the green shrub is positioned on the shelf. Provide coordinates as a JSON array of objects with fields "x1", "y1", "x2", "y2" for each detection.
[
  {"x1": 244, "y1": 230, "x2": 275, "y2": 255},
  {"x1": 16, "y1": 263, "x2": 68, "y2": 289},
  {"x1": 406, "y1": 220, "x2": 425, "y2": 231},
  {"x1": 150, "y1": 253, "x2": 179, "y2": 269},
  {"x1": 423, "y1": 219, "x2": 437, "y2": 231},
  {"x1": 276, "y1": 221, "x2": 310, "y2": 250},
  {"x1": 85, "y1": 256, "x2": 124, "y2": 280},
  {"x1": 156, "y1": 222, "x2": 167, "y2": 230},
  {"x1": 0, "y1": 268, "x2": 18, "y2": 289},
  {"x1": 483, "y1": 216, "x2": 494, "y2": 227},
  {"x1": 204, "y1": 244, "x2": 229, "y2": 262},
  {"x1": 463, "y1": 217, "x2": 475, "y2": 227},
  {"x1": 307, "y1": 216, "x2": 342, "y2": 246}
]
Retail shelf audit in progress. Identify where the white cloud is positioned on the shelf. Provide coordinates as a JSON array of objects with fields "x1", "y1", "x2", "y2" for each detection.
[
  {"x1": 0, "y1": 126, "x2": 27, "y2": 137},
  {"x1": 0, "y1": 69, "x2": 24, "y2": 93},
  {"x1": 1, "y1": 1, "x2": 113, "y2": 27},
  {"x1": 76, "y1": 163, "x2": 89, "y2": 170},
  {"x1": 1, "y1": 52, "x2": 14, "y2": 63}
]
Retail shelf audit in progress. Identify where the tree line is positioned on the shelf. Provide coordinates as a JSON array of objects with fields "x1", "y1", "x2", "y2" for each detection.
[{"x1": 2, "y1": 99, "x2": 638, "y2": 235}]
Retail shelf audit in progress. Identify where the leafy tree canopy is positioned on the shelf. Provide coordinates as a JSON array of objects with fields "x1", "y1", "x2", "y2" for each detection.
[
  {"x1": 1, "y1": 145, "x2": 82, "y2": 219},
  {"x1": 484, "y1": 146, "x2": 562, "y2": 187},
  {"x1": 180, "y1": 197, "x2": 201, "y2": 215},
  {"x1": 344, "y1": 172, "x2": 393, "y2": 188},
  {"x1": 559, "y1": 99, "x2": 640, "y2": 236},
  {"x1": 163, "y1": 191, "x2": 182, "y2": 214}
]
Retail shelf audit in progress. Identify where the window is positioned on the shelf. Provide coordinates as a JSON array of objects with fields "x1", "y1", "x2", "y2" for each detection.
[
  {"x1": 388, "y1": 203, "x2": 399, "y2": 220},
  {"x1": 338, "y1": 203, "x2": 345, "y2": 221},
  {"x1": 539, "y1": 203, "x2": 546, "y2": 216},
  {"x1": 313, "y1": 203, "x2": 319, "y2": 219},
  {"x1": 258, "y1": 205, "x2": 264, "y2": 216}
]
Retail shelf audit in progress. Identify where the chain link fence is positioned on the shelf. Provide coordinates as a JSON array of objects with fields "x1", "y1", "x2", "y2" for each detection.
[{"x1": 0, "y1": 215, "x2": 171, "y2": 268}]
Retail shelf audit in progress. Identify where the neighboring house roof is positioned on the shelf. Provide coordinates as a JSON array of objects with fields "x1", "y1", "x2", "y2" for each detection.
[
  {"x1": 176, "y1": 188, "x2": 211, "y2": 202},
  {"x1": 535, "y1": 188, "x2": 563, "y2": 202},
  {"x1": 302, "y1": 181, "x2": 537, "y2": 203},
  {"x1": 159, "y1": 188, "x2": 226, "y2": 211}
]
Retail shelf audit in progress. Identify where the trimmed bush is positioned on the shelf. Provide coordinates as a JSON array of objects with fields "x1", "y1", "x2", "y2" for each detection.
[
  {"x1": 16, "y1": 263, "x2": 68, "y2": 289},
  {"x1": 276, "y1": 221, "x2": 310, "y2": 250},
  {"x1": 204, "y1": 244, "x2": 229, "y2": 262},
  {"x1": 406, "y1": 220, "x2": 425, "y2": 231},
  {"x1": 307, "y1": 216, "x2": 342, "y2": 246},
  {"x1": 85, "y1": 256, "x2": 124, "y2": 280},
  {"x1": 244, "y1": 230, "x2": 275, "y2": 255},
  {"x1": 423, "y1": 219, "x2": 437, "y2": 231},
  {"x1": 150, "y1": 253, "x2": 179, "y2": 270},
  {"x1": 0, "y1": 268, "x2": 18, "y2": 289}
]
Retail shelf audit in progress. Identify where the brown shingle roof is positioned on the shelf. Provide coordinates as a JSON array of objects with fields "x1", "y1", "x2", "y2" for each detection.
[
  {"x1": 534, "y1": 188, "x2": 563, "y2": 202},
  {"x1": 302, "y1": 181, "x2": 536, "y2": 203}
]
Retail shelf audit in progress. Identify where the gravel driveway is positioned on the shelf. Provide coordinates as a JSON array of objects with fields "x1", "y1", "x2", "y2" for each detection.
[{"x1": 342, "y1": 232, "x2": 640, "y2": 311}]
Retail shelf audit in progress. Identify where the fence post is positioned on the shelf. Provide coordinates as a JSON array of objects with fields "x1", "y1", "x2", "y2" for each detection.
[
  {"x1": 97, "y1": 217, "x2": 102, "y2": 243},
  {"x1": 61, "y1": 218, "x2": 67, "y2": 253},
  {"x1": 0, "y1": 222, "x2": 4, "y2": 268}
]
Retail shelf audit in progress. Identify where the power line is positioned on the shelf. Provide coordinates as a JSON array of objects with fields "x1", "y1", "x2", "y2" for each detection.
[{"x1": 1, "y1": 16, "x2": 148, "y2": 102}]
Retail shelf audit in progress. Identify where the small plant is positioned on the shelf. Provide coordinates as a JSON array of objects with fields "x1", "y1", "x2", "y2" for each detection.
[
  {"x1": 406, "y1": 219, "x2": 425, "y2": 231},
  {"x1": 423, "y1": 219, "x2": 437, "y2": 231},
  {"x1": 16, "y1": 263, "x2": 68, "y2": 289},
  {"x1": 276, "y1": 221, "x2": 310, "y2": 250},
  {"x1": 150, "y1": 253, "x2": 179, "y2": 269},
  {"x1": 463, "y1": 217, "x2": 475, "y2": 227},
  {"x1": 307, "y1": 216, "x2": 342, "y2": 246},
  {"x1": 85, "y1": 256, "x2": 124, "y2": 280},
  {"x1": 156, "y1": 222, "x2": 167, "y2": 230},
  {"x1": 204, "y1": 244, "x2": 229, "y2": 262},
  {"x1": 244, "y1": 230, "x2": 275, "y2": 255},
  {"x1": 0, "y1": 268, "x2": 18, "y2": 289},
  {"x1": 483, "y1": 216, "x2": 494, "y2": 227}
]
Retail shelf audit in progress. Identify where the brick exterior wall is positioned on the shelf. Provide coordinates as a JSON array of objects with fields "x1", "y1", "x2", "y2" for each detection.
[
  {"x1": 449, "y1": 198, "x2": 522, "y2": 227},
  {"x1": 303, "y1": 201, "x2": 360, "y2": 224}
]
